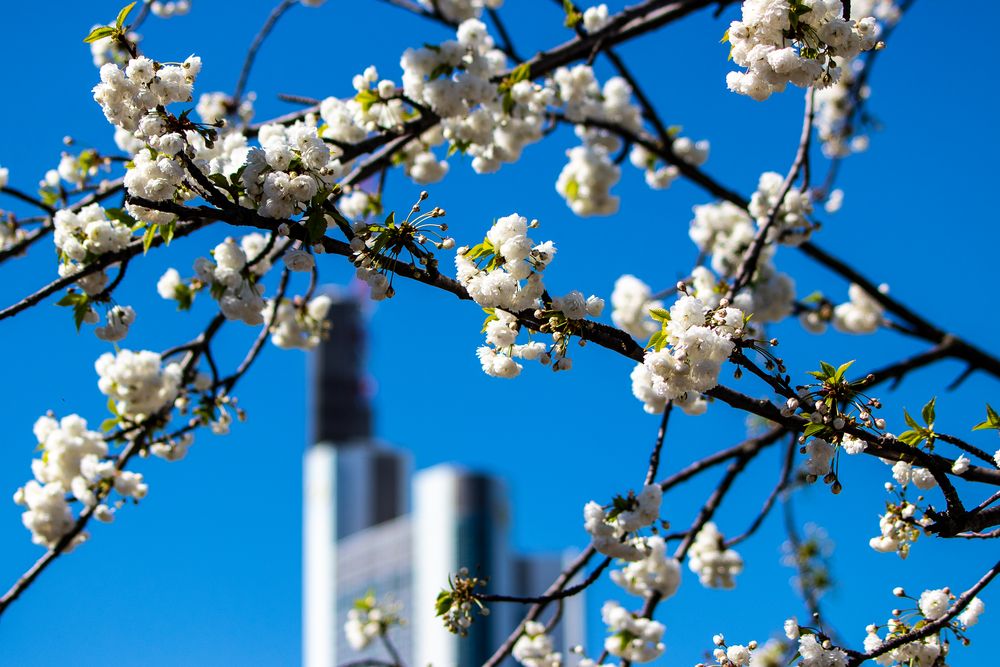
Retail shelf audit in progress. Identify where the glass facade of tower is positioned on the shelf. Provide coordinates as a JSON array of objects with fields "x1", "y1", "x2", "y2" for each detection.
[{"x1": 303, "y1": 294, "x2": 584, "y2": 667}]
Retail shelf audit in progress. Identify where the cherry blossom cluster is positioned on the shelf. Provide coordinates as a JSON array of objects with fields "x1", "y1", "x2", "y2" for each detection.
[
  {"x1": 725, "y1": 0, "x2": 880, "y2": 101},
  {"x1": 96, "y1": 348, "x2": 182, "y2": 421},
  {"x1": 687, "y1": 521, "x2": 744, "y2": 589},
  {"x1": 13, "y1": 414, "x2": 147, "y2": 549},
  {"x1": 868, "y1": 493, "x2": 922, "y2": 558},
  {"x1": 600, "y1": 600, "x2": 666, "y2": 663},
  {"x1": 435, "y1": 567, "x2": 491, "y2": 636},
  {"x1": 266, "y1": 294, "x2": 332, "y2": 350},
  {"x1": 349, "y1": 193, "x2": 453, "y2": 300},
  {"x1": 458, "y1": 213, "x2": 601, "y2": 376},
  {"x1": 582, "y1": 499, "x2": 660, "y2": 562},
  {"x1": 611, "y1": 274, "x2": 664, "y2": 341},
  {"x1": 553, "y1": 65, "x2": 711, "y2": 214},
  {"x1": 243, "y1": 120, "x2": 339, "y2": 219},
  {"x1": 609, "y1": 535, "x2": 682, "y2": 599},
  {"x1": 94, "y1": 305, "x2": 137, "y2": 342},
  {"x1": 813, "y1": 0, "x2": 901, "y2": 156},
  {"x1": 859, "y1": 586, "x2": 986, "y2": 666},
  {"x1": 748, "y1": 171, "x2": 816, "y2": 245},
  {"x1": 583, "y1": 484, "x2": 662, "y2": 561},
  {"x1": 343, "y1": 591, "x2": 403, "y2": 652},
  {"x1": 477, "y1": 309, "x2": 549, "y2": 379},
  {"x1": 512, "y1": 621, "x2": 561, "y2": 667},
  {"x1": 52, "y1": 203, "x2": 132, "y2": 296},
  {"x1": 688, "y1": 199, "x2": 796, "y2": 325},
  {"x1": 799, "y1": 282, "x2": 888, "y2": 334},
  {"x1": 631, "y1": 291, "x2": 748, "y2": 415},
  {"x1": 398, "y1": 21, "x2": 551, "y2": 178},
  {"x1": 629, "y1": 137, "x2": 710, "y2": 191},
  {"x1": 93, "y1": 55, "x2": 200, "y2": 134},
  {"x1": 190, "y1": 236, "x2": 278, "y2": 325},
  {"x1": 701, "y1": 633, "x2": 758, "y2": 667}
]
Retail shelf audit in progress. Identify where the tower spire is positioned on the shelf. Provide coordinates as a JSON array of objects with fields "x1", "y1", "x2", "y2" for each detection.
[{"x1": 310, "y1": 293, "x2": 372, "y2": 445}]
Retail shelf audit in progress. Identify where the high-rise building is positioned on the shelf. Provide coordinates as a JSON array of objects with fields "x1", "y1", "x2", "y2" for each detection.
[{"x1": 303, "y1": 293, "x2": 584, "y2": 667}]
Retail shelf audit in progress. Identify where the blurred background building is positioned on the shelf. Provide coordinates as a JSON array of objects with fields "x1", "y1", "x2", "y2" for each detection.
[{"x1": 303, "y1": 293, "x2": 584, "y2": 667}]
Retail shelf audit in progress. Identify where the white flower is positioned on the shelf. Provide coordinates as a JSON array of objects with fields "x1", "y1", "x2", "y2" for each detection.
[
  {"x1": 601, "y1": 601, "x2": 665, "y2": 663},
  {"x1": 582, "y1": 4, "x2": 610, "y2": 33},
  {"x1": 833, "y1": 283, "x2": 886, "y2": 334},
  {"x1": 958, "y1": 597, "x2": 985, "y2": 627},
  {"x1": 157, "y1": 268, "x2": 182, "y2": 300},
  {"x1": 610, "y1": 536, "x2": 681, "y2": 599},
  {"x1": 797, "y1": 634, "x2": 848, "y2": 667},
  {"x1": 918, "y1": 588, "x2": 950, "y2": 620},
  {"x1": 95, "y1": 349, "x2": 182, "y2": 419},
  {"x1": 841, "y1": 434, "x2": 867, "y2": 455},
  {"x1": 611, "y1": 275, "x2": 662, "y2": 340},
  {"x1": 283, "y1": 249, "x2": 316, "y2": 272},
  {"x1": 727, "y1": 644, "x2": 752, "y2": 666},
  {"x1": 951, "y1": 455, "x2": 970, "y2": 475},
  {"x1": 95, "y1": 305, "x2": 136, "y2": 342}
]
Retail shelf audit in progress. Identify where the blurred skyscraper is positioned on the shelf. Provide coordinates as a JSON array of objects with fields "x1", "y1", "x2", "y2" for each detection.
[{"x1": 303, "y1": 293, "x2": 584, "y2": 667}]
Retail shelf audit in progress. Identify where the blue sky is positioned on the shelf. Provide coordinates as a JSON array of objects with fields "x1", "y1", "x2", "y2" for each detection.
[{"x1": 0, "y1": 1, "x2": 998, "y2": 665}]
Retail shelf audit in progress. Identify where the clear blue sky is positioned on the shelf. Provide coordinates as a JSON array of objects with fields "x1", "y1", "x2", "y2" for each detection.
[{"x1": 0, "y1": 1, "x2": 997, "y2": 665}]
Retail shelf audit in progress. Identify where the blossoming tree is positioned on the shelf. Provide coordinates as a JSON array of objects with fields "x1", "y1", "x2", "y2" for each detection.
[{"x1": 0, "y1": 1, "x2": 997, "y2": 666}]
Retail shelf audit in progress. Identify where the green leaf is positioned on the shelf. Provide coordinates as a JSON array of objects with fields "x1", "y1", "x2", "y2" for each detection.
[
  {"x1": 921, "y1": 397, "x2": 936, "y2": 427},
  {"x1": 833, "y1": 360, "x2": 855, "y2": 383},
  {"x1": 107, "y1": 396, "x2": 119, "y2": 417},
  {"x1": 305, "y1": 210, "x2": 327, "y2": 243},
  {"x1": 898, "y1": 430, "x2": 926, "y2": 447},
  {"x1": 802, "y1": 291, "x2": 824, "y2": 304},
  {"x1": 116, "y1": 1, "x2": 137, "y2": 29},
  {"x1": 105, "y1": 207, "x2": 137, "y2": 227},
  {"x1": 646, "y1": 329, "x2": 664, "y2": 352},
  {"x1": 903, "y1": 408, "x2": 921, "y2": 431},
  {"x1": 162, "y1": 220, "x2": 176, "y2": 246},
  {"x1": 972, "y1": 403, "x2": 1000, "y2": 432},
  {"x1": 384, "y1": 211, "x2": 395, "y2": 227},
  {"x1": 803, "y1": 422, "x2": 828, "y2": 438},
  {"x1": 100, "y1": 417, "x2": 120, "y2": 432},
  {"x1": 720, "y1": 28, "x2": 730, "y2": 43},
  {"x1": 480, "y1": 311, "x2": 499, "y2": 334},
  {"x1": 354, "y1": 89, "x2": 380, "y2": 113},
  {"x1": 819, "y1": 361, "x2": 837, "y2": 379},
  {"x1": 56, "y1": 292, "x2": 87, "y2": 307},
  {"x1": 72, "y1": 302, "x2": 90, "y2": 331},
  {"x1": 564, "y1": 177, "x2": 579, "y2": 201},
  {"x1": 434, "y1": 591, "x2": 453, "y2": 617},
  {"x1": 83, "y1": 26, "x2": 116, "y2": 44},
  {"x1": 143, "y1": 224, "x2": 158, "y2": 253},
  {"x1": 562, "y1": 0, "x2": 582, "y2": 27},
  {"x1": 174, "y1": 283, "x2": 194, "y2": 311},
  {"x1": 502, "y1": 92, "x2": 515, "y2": 116},
  {"x1": 648, "y1": 307, "x2": 671, "y2": 322}
]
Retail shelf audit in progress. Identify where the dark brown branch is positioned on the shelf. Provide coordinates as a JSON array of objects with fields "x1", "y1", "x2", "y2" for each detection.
[
  {"x1": 726, "y1": 432, "x2": 797, "y2": 546},
  {"x1": 644, "y1": 402, "x2": 673, "y2": 485},
  {"x1": 481, "y1": 546, "x2": 597, "y2": 667},
  {"x1": 0, "y1": 214, "x2": 213, "y2": 322},
  {"x1": 848, "y1": 558, "x2": 1000, "y2": 666},
  {"x1": 476, "y1": 556, "x2": 611, "y2": 604},
  {"x1": 232, "y1": 0, "x2": 298, "y2": 105},
  {"x1": 729, "y1": 86, "x2": 815, "y2": 297}
]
